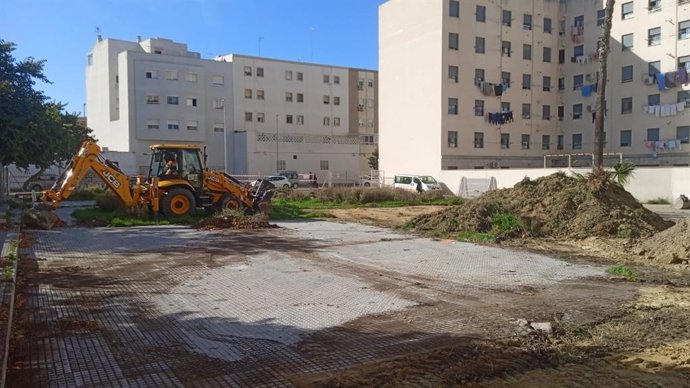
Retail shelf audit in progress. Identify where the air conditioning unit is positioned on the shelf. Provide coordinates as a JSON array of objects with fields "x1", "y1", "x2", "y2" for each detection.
[
  {"x1": 585, "y1": 73, "x2": 595, "y2": 81},
  {"x1": 522, "y1": 114, "x2": 531, "y2": 119},
  {"x1": 643, "y1": 75, "x2": 655, "y2": 85},
  {"x1": 586, "y1": 105, "x2": 592, "y2": 112}
]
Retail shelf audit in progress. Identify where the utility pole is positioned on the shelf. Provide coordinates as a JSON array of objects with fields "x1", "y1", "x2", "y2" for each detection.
[
  {"x1": 222, "y1": 98, "x2": 227, "y2": 172},
  {"x1": 275, "y1": 114, "x2": 280, "y2": 172}
]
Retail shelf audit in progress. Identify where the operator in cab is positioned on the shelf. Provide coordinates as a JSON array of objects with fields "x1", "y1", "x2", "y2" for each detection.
[{"x1": 162, "y1": 153, "x2": 179, "y2": 176}]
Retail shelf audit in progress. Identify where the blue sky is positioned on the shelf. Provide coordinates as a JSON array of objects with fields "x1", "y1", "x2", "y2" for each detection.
[{"x1": 1, "y1": 0, "x2": 386, "y2": 113}]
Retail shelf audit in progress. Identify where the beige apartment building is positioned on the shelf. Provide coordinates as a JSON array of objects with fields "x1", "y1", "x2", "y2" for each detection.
[
  {"x1": 379, "y1": 0, "x2": 690, "y2": 177},
  {"x1": 86, "y1": 37, "x2": 378, "y2": 177}
]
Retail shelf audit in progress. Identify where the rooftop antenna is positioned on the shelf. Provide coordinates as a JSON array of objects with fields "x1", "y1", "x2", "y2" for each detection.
[
  {"x1": 96, "y1": 26, "x2": 102, "y2": 42},
  {"x1": 309, "y1": 27, "x2": 315, "y2": 62},
  {"x1": 137, "y1": 35, "x2": 142, "y2": 43}
]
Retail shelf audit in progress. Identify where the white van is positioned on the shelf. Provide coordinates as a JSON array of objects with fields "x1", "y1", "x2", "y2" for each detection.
[{"x1": 393, "y1": 175, "x2": 442, "y2": 192}]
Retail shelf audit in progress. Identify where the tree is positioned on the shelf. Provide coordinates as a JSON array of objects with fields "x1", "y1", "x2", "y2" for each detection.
[
  {"x1": 593, "y1": 0, "x2": 615, "y2": 172},
  {"x1": 367, "y1": 147, "x2": 379, "y2": 170}
]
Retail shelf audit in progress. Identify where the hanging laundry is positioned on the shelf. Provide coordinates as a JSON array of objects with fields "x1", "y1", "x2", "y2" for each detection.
[
  {"x1": 494, "y1": 84, "x2": 503, "y2": 96},
  {"x1": 665, "y1": 72, "x2": 677, "y2": 88},
  {"x1": 677, "y1": 67, "x2": 689, "y2": 86},
  {"x1": 581, "y1": 84, "x2": 592, "y2": 97},
  {"x1": 678, "y1": 101, "x2": 686, "y2": 111},
  {"x1": 656, "y1": 72, "x2": 666, "y2": 90},
  {"x1": 481, "y1": 82, "x2": 494, "y2": 96},
  {"x1": 501, "y1": 82, "x2": 509, "y2": 92}
]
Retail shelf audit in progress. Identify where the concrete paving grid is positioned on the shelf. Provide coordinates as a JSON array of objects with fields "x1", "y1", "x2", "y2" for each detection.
[{"x1": 6, "y1": 218, "x2": 610, "y2": 387}]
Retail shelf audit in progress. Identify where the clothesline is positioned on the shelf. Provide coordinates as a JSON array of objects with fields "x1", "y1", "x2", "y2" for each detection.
[{"x1": 642, "y1": 101, "x2": 686, "y2": 117}]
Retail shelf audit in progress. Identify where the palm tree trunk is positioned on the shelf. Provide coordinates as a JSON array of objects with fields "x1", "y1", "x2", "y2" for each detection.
[{"x1": 594, "y1": 0, "x2": 616, "y2": 172}]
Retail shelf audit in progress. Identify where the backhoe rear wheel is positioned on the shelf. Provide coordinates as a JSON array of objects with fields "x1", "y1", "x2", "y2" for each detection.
[
  {"x1": 161, "y1": 188, "x2": 195, "y2": 217},
  {"x1": 220, "y1": 195, "x2": 244, "y2": 213}
]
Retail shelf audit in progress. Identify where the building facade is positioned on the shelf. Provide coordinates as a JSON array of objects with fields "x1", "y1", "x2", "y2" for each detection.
[
  {"x1": 86, "y1": 37, "x2": 378, "y2": 178},
  {"x1": 379, "y1": 0, "x2": 690, "y2": 177}
]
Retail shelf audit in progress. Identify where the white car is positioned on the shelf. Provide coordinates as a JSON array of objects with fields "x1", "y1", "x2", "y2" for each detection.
[
  {"x1": 355, "y1": 175, "x2": 374, "y2": 187},
  {"x1": 253, "y1": 176, "x2": 292, "y2": 189}
]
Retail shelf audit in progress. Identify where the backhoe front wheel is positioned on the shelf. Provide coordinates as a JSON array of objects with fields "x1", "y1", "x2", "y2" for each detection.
[
  {"x1": 161, "y1": 188, "x2": 195, "y2": 217},
  {"x1": 220, "y1": 195, "x2": 244, "y2": 213}
]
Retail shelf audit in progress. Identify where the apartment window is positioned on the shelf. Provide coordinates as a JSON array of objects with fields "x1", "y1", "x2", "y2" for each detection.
[
  {"x1": 367, "y1": 119, "x2": 374, "y2": 128},
  {"x1": 146, "y1": 95, "x2": 159, "y2": 104},
  {"x1": 167, "y1": 121, "x2": 180, "y2": 130},
  {"x1": 297, "y1": 72, "x2": 303, "y2": 81},
  {"x1": 257, "y1": 113, "x2": 265, "y2": 123},
  {"x1": 542, "y1": 135, "x2": 550, "y2": 150},
  {"x1": 257, "y1": 90, "x2": 265, "y2": 100},
  {"x1": 448, "y1": 131, "x2": 458, "y2": 148},
  {"x1": 680, "y1": 21, "x2": 690, "y2": 40},
  {"x1": 243, "y1": 66, "x2": 252, "y2": 76},
  {"x1": 678, "y1": 126, "x2": 690, "y2": 144},
  {"x1": 334, "y1": 96, "x2": 340, "y2": 106},
  {"x1": 87, "y1": 54, "x2": 93, "y2": 66},
  {"x1": 166, "y1": 71, "x2": 178, "y2": 80},
  {"x1": 323, "y1": 95, "x2": 330, "y2": 104},
  {"x1": 543, "y1": 105, "x2": 551, "y2": 120},
  {"x1": 334, "y1": 75, "x2": 340, "y2": 84},
  {"x1": 620, "y1": 130, "x2": 632, "y2": 147},
  {"x1": 557, "y1": 135, "x2": 564, "y2": 149},
  {"x1": 449, "y1": 0, "x2": 459, "y2": 17},
  {"x1": 559, "y1": 77, "x2": 565, "y2": 91},
  {"x1": 213, "y1": 98, "x2": 224, "y2": 109},
  {"x1": 500, "y1": 133, "x2": 510, "y2": 149},
  {"x1": 186, "y1": 121, "x2": 198, "y2": 131},
  {"x1": 501, "y1": 102, "x2": 511, "y2": 111},
  {"x1": 297, "y1": 115, "x2": 304, "y2": 125},
  {"x1": 574, "y1": 45, "x2": 584, "y2": 58},
  {"x1": 475, "y1": 37, "x2": 485, "y2": 54},
  {"x1": 649, "y1": 0, "x2": 661, "y2": 11},
  {"x1": 680, "y1": 55, "x2": 690, "y2": 71},
  {"x1": 647, "y1": 128, "x2": 660, "y2": 141},
  {"x1": 474, "y1": 100, "x2": 484, "y2": 116},
  {"x1": 474, "y1": 69, "x2": 484, "y2": 85},
  {"x1": 502, "y1": 10, "x2": 512, "y2": 26},
  {"x1": 649, "y1": 61, "x2": 661, "y2": 76},
  {"x1": 648, "y1": 94, "x2": 660, "y2": 106},
  {"x1": 544, "y1": 17, "x2": 552, "y2": 33},
  {"x1": 679, "y1": 90, "x2": 690, "y2": 104},
  {"x1": 212, "y1": 75, "x2": 224, "y2": 85},
  {"x1": 145, "y1": 70, "x2": 158, "y2": 79},
  {"x1": 476, "y1": 5, "x2": 486, "y2": 22},
  {"x1": 245, "y1": 112, "x2": 252, "y2": 122},
  {"x1": 213, "y1": 124, "x2": 224, "y2": 133},
  {"x1": 573, "y1": 103, "x2": 583, "y2": 119},
  {"x1": 523, "y1": 44, "x2": 532, "y2": 60},
  {"x1": 285, "y1": 92, "x2": 293, "y2": 102},
  {"x1": 502, "y1": 71, "x2": 511, "y2": 84},
  {"x1": 522, "y1": 103, "x2": 531, "y2": 119},
  {"x1": 323, "y1": 117, "x2": 330, "y2": 126},
  {"x1": 502, "y1": 41, "x2": 511, "y2": 57},
  {"x1": 597, "y1": 9, "x2": 606, "y2": 26},
  {"x1": 146, "y1": 119, "x2": 159, "y2": 129},
  {"x1": 332, "y1": 117, "x2": 340, "y2": 127},
  {"x1": 622, "y1": 33, "x2": 634, "y2": 50},
  {"x1": 320, "y1": 160, "x2": 329, "y2": 171},
  {"x1": 543, "y1": 47, "x2": 551, "y2": 63},
  {"x1": 622, "y1": 2, "x2": 634, "y2": 19},
  {"x1": 523, "y1": 14, "x2": 532, "y2": 30},
  {"x1": 186, "y1": 97, "x2": 197, "y2": 107},
  {"x1": 286, "y1": 115, "x2": 293, "y2": 124},
  {"x1": 449, "y1": 33, "x2": 459, "y2": 49},
  {"x1": 297, "y1": 93, "x2": 304, "y2": 103},
  {"x1": 559, "y1": 49, "x2": 565, "y2": 64},
  {"x1": 572, "y1": 134, "x2": 583, "y2": 150},
  {"x1": 367, "y1": 79, "x2": 374, "y2": 88},
  {"x1": 323, "y1": 74, "x2": 330, "y2": 84},
  {"x1": 648, "y1": 27, "x2": 661, "y2": 46},
  {"x1": 285, "y1": 70, "x2": 293, "y2": 80},
  {"x1": 257, "y1": 67, "x2": 264, "y2": 77},
  {"x1": 166, "y1": 96, "x2": 179, "y2": 105},
  {"x1": 621, "y1": 97, "x2": 633, "y2": 114},
  {"x1": 543, "y1": 76, "x2": 551, "y2": 92},
  {"x1": 474, "y1": 132, "x2": 484, "y2": 148},
  {"x1": 185, "y1": 72, "x2": 198, "y2": 82},
  {"x1": 448, "y1": 98, "x2": 458, "y2": 114},
  {"x1": 449, "y1": 65, "x2": 459, "y2": 82},
  {"x1": 622, "y1": 65, "x2": 633, "y2": 82},
  {"x1": 522, "y1": 74, "x2": 531, "y2": 90},
  {"x1": 521, "y1": 134, "x2": 530, "y2": 149},
  {"x1": 573, "y1": 74, "x2": 584, "y2": 90},
  {"x1": 574, "y1": 15, "x2": 584, "y2": 27},
  {"x1": 558, "y1": 106, "x2": 564, "y2": 120},
  {"x1": 244, "y1": 89, "x2": 252, "y2": 99}
]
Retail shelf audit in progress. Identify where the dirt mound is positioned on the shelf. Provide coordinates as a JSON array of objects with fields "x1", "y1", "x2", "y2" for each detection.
[
  {"x1": 193, "y1": 213, "x2": 278, "y2": 230},
  {"x1": 636, "y1": 219, "x2": 690, "y2": 264},
  {"x1": 408, "y1": 173, "x2": 673, "y2": 240},
  {"x1": 21, "y1": 209, "x2": 66, "y2": 230}
]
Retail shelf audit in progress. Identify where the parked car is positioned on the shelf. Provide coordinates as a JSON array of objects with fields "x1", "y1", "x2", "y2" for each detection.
[
  {"x1": 277, "y1": 170, "x2": 300, "y2": 188},
  {"x1": 23, "y1": 173, "x2": 60, "y2": 192},
  {"x1": 355, "y1": 175, "x2": 374, "y2": 187},
  {"x1": 252, "y1": 175, "x2": 292, "y2": 189}
]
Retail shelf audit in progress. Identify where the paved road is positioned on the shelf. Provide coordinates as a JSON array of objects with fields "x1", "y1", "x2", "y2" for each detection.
[{"x1": 8, "y1": 221, "x2": 633, "y2": 387}]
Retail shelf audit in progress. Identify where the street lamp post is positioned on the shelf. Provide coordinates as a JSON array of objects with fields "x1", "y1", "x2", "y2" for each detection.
[
  {"x1": 222, "y1": 98, "x2": 227, "y2": 173},
  {"x1": 275, "y1": 114, "x2": 280, "y2": 172}
]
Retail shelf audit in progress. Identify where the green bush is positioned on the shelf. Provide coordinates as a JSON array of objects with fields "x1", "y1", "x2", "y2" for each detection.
[
  {"x1": 490, "y1": 211, "x2": 525, "y2": 239},
  {"x1": 646, "y1": 197, "x2": 670, "y2": 205},
  {"x1": 95, "y1": 192, "x2": 123, "y2": 212}
]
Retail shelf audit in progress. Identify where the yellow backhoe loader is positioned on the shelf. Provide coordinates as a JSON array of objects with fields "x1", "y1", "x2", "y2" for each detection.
[{"x1": 42, "y1": 140, "x2": 274, "y2": 217}]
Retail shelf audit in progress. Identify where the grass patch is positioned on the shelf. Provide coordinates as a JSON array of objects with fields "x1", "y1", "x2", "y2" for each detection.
[
  {"x1": 72, "y1": 207, "x2": 202, "y2": 227},
  {"x1": 646, "y1": 197, "x2": 670, "y2": 205},
  {"x1": 490, "y1": 211, "x2": 525, "y2": 239},
  {"x1": 457, "y1": 231, "x2": 494, "y2": 242},
  {"x1": 607, "y1": 264, "x2": 639, "y2": 281}
]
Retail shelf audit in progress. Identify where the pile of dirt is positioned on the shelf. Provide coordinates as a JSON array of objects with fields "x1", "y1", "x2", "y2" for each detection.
[
  {"x1": 636, "y1": 219, "x2": 690, "y2": 264},
  {"x1": 408, "y1": 172, "x2": 673, "y2": 240},
  {"x1": 193, "y1": 213, "x2": 278, "y2": 230},
  {"x1": 21, "y1": 209, "x2": 66, "y2": 230}
]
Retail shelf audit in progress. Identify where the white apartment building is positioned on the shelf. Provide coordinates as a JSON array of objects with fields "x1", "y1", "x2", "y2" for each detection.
[
  {"x1": 86, "y1": 37, "x2": 378, "y2": 178},
  {"x1": 379, "y1": 0, "x2": 690, "y2": 177}
]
